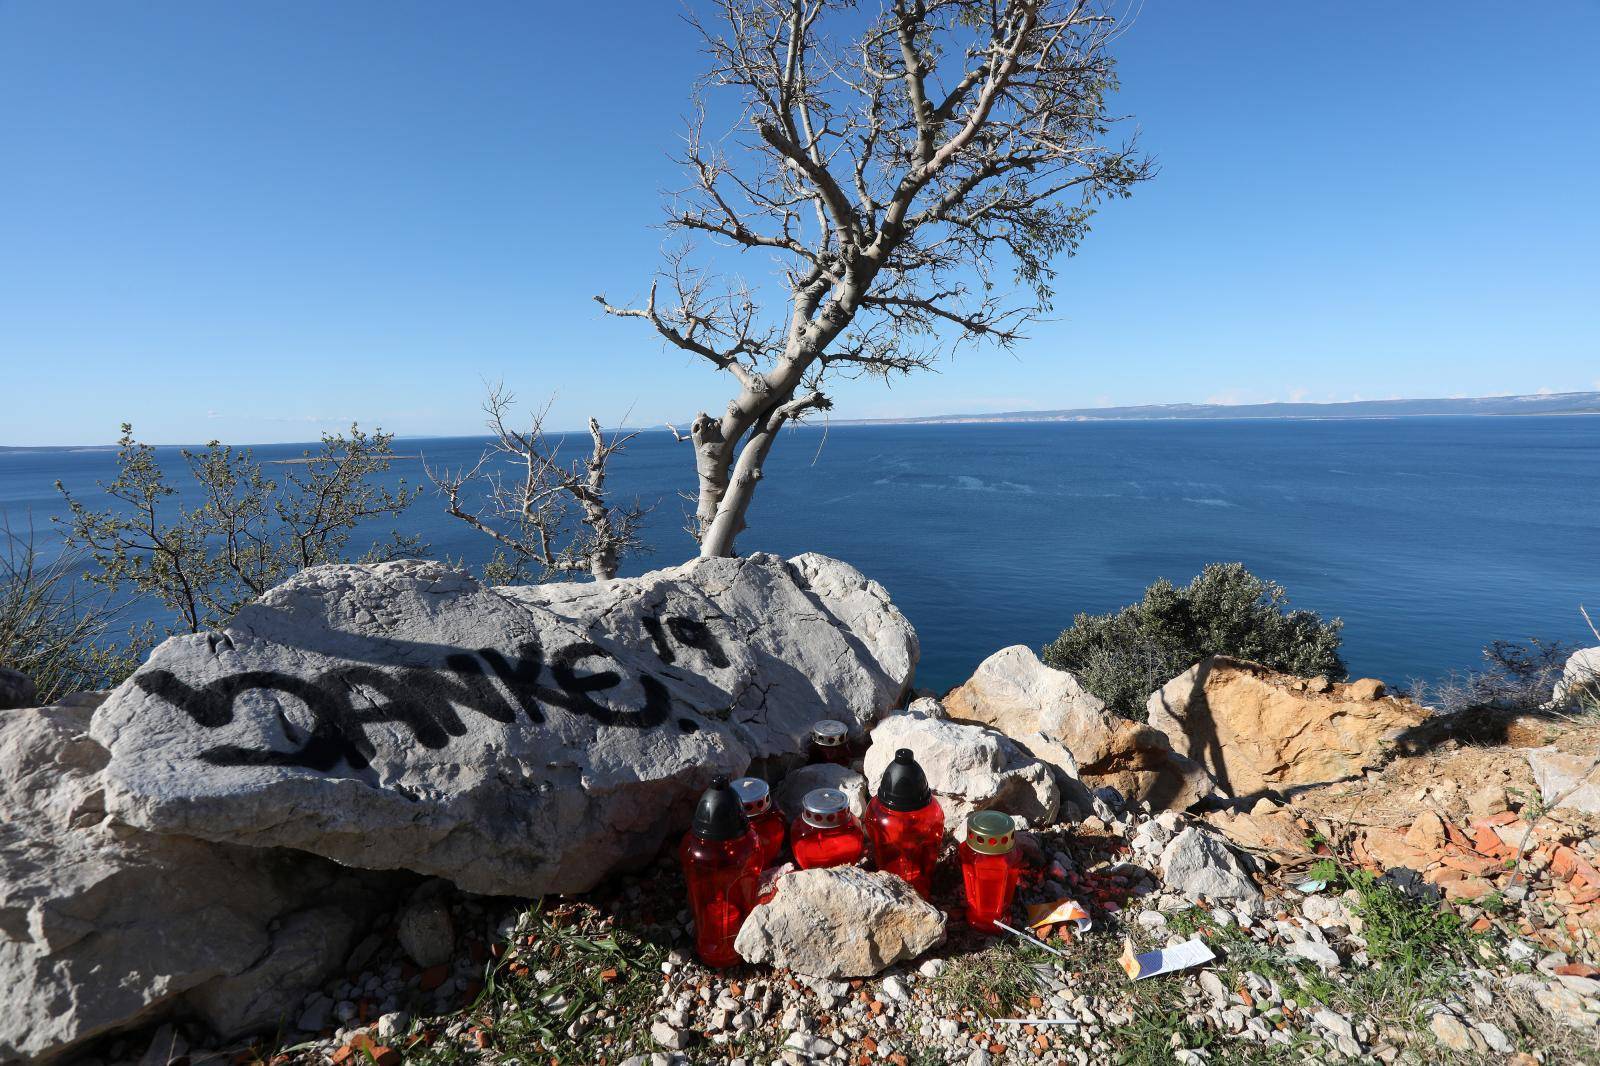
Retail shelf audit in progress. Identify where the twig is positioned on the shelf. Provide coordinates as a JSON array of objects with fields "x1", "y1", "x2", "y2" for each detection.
[{"x1": 992, "y1": 920, "x2": 1071, "y2": 959}]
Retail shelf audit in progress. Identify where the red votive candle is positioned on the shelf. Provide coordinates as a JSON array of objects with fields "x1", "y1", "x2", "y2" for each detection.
[
  {"x1": 959, "y1": 810, "x2": 1022, "y2": 934},
  {"x1": 731, "y1": 775, "x2": 786, "y2": 868},
  {"x1": 808, "y1": 719, "x2": 851, "y2": 765},
  {"x1": 791, "y1": 787, "x2": 867, "y2": 869},
  {"x1": 865, "y1": 748, "x2": 945, "y2": 897},
  {"x1": 679, "y1": 775, "x2": 762, "y2": 967}
]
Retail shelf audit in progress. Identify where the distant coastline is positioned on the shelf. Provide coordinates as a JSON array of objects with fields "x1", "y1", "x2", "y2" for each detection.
[
  {"x1": 4, "y1": 391, "x2": 1598, "y2": 451},
  {"x1": 836, "y1": 390, "x2": 1600, "y2": 426}
]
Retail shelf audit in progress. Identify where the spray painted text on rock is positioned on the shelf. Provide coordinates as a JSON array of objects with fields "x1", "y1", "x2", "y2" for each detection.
[{"x1": 134, "y1": 615, "x2": 730, "y2": 772}]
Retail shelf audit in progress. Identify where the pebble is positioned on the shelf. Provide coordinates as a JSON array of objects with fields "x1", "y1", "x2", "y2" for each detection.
[
  {"x1": 651, "y1": 1021, "x2": 692, "y2": 1050},
  {"x1": 1429, "y1": 1012, "x2": 1473, "y2": 1053}
]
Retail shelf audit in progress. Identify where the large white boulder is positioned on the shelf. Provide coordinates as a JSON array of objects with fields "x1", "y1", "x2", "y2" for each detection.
[
  {"x1": 943, "y1": 645, "x2": 1109, "y2": 747},
  {"x1": 942, "y1": 646, "x2": 1210, "y2": 812},
  {"x1": 0, "y1": 704, "x2": 391, "y2": 1063},
  {"x1": 90, "y1": 553, "x2": 916, "y2": 897},
  {"x1": 862, "y1": 711, "x2": 1059, "y2": 830}
]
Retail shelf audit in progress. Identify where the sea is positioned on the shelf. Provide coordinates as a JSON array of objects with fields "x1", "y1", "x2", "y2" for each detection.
[{"x1": 3, "y1": 415, "x2": 1597, "y2": 694}]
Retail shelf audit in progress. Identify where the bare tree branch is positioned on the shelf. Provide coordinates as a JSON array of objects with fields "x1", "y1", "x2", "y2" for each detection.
[
  {"x1": 427, "y1": 385, "x2": 650, "y2": 581},
  {"x1": 602, "y1": 0, "x2": 1151, "y2": 558}
]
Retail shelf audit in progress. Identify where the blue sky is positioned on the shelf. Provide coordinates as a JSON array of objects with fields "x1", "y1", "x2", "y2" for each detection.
[{"x1": 2, "y1": 1, "x2": 1597, "y2": 446}]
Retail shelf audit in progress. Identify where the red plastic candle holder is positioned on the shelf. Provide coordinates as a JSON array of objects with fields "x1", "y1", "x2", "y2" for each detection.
[
  {"x1": 808, "y1": 719, "x2": 852, "y2": 766},
  {"x1": 791, "y1": 787, "x2": 866, "y2": 869},
  {"x1": 959, "y1": 810, "x2": 1022, "y2": 934},
  {"x1": 731, "y1": 776, "x2": 786, "y2": 868},
  {"x1": 864, "y1": 748, "x2": 944, "y2": 897},
  {"x1": 680, "y1": 776, "x2": 763, "y2": 967}
]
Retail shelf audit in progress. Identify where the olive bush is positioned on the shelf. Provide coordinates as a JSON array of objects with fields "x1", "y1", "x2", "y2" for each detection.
[{"x1": 1043, "y1": 562, "x2": 1346, "y2": 719}]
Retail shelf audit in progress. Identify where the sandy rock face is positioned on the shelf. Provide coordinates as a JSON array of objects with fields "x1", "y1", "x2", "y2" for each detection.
[
  {"x1": 90, "y1": 553, "x2": 916, "y2": 898},
  {"x1": 1146, "y1": 655, "x2": 1429, "y2": 797},
  {"x1": 733, "y1": 866, "x2": 946, "y2": 977},
  {"x1": 1074, "y1": 720, "x2": 1216, "y2": 814},
  {"x1": 0, "y1": 704, "x2": 394, "y2": 1063},
  {"x1": 862, "y1": 711, "x2": 1059, "y2": 830}
]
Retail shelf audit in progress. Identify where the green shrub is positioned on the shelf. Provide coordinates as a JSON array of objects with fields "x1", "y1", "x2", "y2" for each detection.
[
  {"x1": 1, "y1": 522, "x2": 151, "y2": 704},
  {"x1": 1043, "y1": 562, "x2": 1346, "y2": 719},
  {"x1": 56, "y1": 423, "x2": 423, "y2": 634}
]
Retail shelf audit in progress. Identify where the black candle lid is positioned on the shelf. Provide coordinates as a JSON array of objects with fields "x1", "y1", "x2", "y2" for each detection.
[
  {"x1": 691, "y1": 775, "x2": 751, "y2": 841},
  {"x1": 876, "y1": 748, "x2": 933, "y2": 812}
]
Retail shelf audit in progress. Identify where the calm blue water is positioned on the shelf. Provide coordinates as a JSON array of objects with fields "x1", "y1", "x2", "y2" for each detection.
[{"x1": 3, "y1": 417, "x2": 1597, "y2": 693}]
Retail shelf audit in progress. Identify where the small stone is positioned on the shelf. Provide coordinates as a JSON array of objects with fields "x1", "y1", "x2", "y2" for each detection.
[
  {"x1": 396, "y1": 880, "x2": 455, "y2": 968},
  {"x1": 651, "y1": 1021, "x2": 693, "y2": 1050},
  {"x1": 1288, "y1": 940, "x2": 1341, "y2": 971},
  {"x1": 297, "y1": 996, "x2": 333, "y2": 1032},
  {"x1": 1403, "y1": 810, "x2": 1446, "y2": 851},
  {"x1": 783, "y1": 1032, "x2": 834, "y2": 1057},
  {"x1": 1313, "y1": 1008, "x2": 1354, "y2": 1041},
  {"x1": 1475, "y1": 1021, "x2": 1511, "y2": 1053},
  {"x1": 137, "y1": 1024, "x2": 188, "y2": 1066},
  {"x1": 1429, "y1": 1013, "x2": 1472, "y2": 1052}
]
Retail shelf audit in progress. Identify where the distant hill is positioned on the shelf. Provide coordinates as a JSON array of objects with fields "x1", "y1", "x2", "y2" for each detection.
[{"x1": 840, "y1": 391, "x2": 1600, "y2": 425}]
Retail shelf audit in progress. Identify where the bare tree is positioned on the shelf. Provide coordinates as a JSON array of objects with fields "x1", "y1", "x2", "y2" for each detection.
[
  {"x1": 598, "y1": 0, "x2": 1151, "y2": 558},
  {"x1": 427, "y1": 385, "x2": 648, "y2": 581}
]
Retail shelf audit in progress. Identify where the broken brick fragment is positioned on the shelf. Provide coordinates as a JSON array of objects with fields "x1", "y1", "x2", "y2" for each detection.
[{"x1": 418, "y1": 963, "x2": 449, "y2": 991}]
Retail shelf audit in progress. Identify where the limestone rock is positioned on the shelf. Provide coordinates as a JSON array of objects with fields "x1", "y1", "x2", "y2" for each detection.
[
  {"x1": 396, "y1": 879, "x2": 456, "y2": 968},
  {"x1": 0, "y1": 668, "x2": 36, "y2": 711},
  {"x1": 862, "y1": 712, "x2": 1059, "y2": 831},
  {"x1": 1147, "y1": 656, "x2": 1429, "y2": 797},
  {"x1": 733, "y1": 866, "x2": 946, "y2": 977},
  {"x1": 943, "y1": 645, "x2": 1107, "y2": 752},
  {"x1": 0, "y1": 704, "x2": 393, "y2": 1063},
  {"x1": 1159, "y1": 826, "x2": 1264, "y2": 912},
  {"x1": 942, "y1": 647, "x2": 1210, "y2": 812},
  {"x1": 1201, "y1": 808, "x2": 1311, "y2": 863},
  {"x1": 1075, "y1": 720, "x2": 1215, "y2": 814},
  {"x1": 90, "y1": 553, "x2": 916, "y2": 897},
  {"x1": 184, "y1": 902, "x2": 369, "y2": 1038},
  {"x1": 1553, "y1": 646, "x2": 1600, "y2": 708},
  {"x1": 774, "y1": 763, "x2": 868, "y2": 823},
  {"x1": 1525, "y1": 746, "x2": 1600, "y2": 815}
]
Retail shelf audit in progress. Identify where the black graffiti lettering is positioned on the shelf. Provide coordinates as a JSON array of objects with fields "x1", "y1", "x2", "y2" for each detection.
[
  {"x1": 641, "y1": 615, "x2": 674, "y2": 664},
  {"x1": 665, "y1": 616, "x2": 730, "y2": 668},
  {"x1": 478, "y1": 642, "x2": 549, "y2": 725},
  {"x1": 136, "y1": 669, "x2": 374, "y2": 771},
  {"x1": 135, "y1": 630, "x2": 687, "y2": 770}
]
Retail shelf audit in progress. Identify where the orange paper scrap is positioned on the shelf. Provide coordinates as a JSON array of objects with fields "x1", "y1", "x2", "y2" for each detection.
[{"x1": 1026, "y1": 898, "x2": 1093, "y2": 933}]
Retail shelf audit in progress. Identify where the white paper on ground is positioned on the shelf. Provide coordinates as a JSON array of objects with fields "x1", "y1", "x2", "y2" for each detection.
[{"x1": 1119, "y1": 936, "x2": 1217, "y2": 980}]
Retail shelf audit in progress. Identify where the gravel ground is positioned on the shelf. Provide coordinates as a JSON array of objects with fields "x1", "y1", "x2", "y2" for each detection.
[{"x1": 91, "y1": 783, "x2": 1600, "y2": 1066}]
